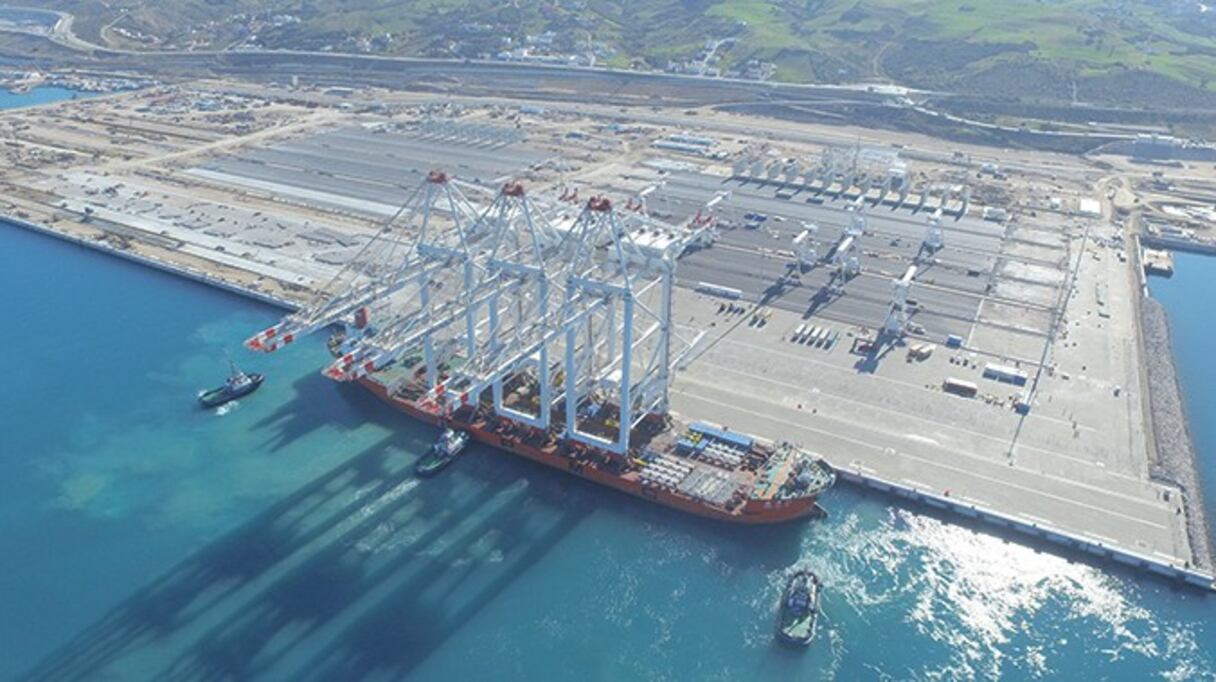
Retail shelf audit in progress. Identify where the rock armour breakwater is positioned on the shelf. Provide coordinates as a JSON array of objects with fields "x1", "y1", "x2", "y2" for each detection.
[{"x1": 1142, "y1": 296, "x2": 1214, "y2": 571}]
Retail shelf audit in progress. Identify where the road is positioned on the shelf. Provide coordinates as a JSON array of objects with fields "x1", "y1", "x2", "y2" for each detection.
[{"x1": 0, "y1": 8, "x2": 1160, "y2": 154}]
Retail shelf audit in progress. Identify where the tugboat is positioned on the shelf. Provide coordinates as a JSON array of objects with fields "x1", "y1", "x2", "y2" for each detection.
[
  {"x1": 198, "y1": 359, "x2": 264, "y2": 409},
  {"x1": 415, "y1": 427, "x2": 470, "y2": 477},
  {"x1": 776, "y1": 570, "x2": 821, "y2": 647}
]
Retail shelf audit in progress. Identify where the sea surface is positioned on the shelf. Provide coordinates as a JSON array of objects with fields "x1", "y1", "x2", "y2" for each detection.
[
  {"x1": 1151, "y1": 253, "x2": 1216, "y2": 538},
  {"x1": 0, "y1": 86, "x2": 88, "y2": 109},
  {"x1": 3, "y1": 220, "x2": 1216, "y2": 681}
]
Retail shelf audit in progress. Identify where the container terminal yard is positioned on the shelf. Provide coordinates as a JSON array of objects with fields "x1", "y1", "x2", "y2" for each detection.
[{"x1": 1, "y1": 81, "x2": 1212, "y2": 588}]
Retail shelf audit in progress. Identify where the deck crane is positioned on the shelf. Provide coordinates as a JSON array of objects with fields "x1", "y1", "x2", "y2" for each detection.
[{"x1": 244, "y1": 170, "x2": 485, "y2": 354}]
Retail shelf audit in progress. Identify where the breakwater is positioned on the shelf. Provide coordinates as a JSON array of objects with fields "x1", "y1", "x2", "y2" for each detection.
[{"x1": 1141, "y1": 295, "x2": 1214, "y2": 573}]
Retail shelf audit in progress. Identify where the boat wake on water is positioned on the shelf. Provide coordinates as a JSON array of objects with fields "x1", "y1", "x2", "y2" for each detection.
[{"x1": 214, "y1": 401, "x2": 239, "y2": 416}]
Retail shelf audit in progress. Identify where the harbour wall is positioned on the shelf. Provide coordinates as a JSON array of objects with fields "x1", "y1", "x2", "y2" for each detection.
[
  {"x1": 0, "y1": 216, "x2": 298, "y2": 311},
  {"x1": 1141, "y1": 295, "x2": 1215, "y2": 574},
  {"x1": 1133, "y1": 232, "x2": 1215, "y2": 574},
  {"x1": 1141, "y1": 234, "x2": 1216, "y2": 257},
  {"x1": 835, "y1": 467, "x2": 1216, "y2": 592},
  {"x1": 5, "y1": 213, "x2": 1213, "y2": 592}
]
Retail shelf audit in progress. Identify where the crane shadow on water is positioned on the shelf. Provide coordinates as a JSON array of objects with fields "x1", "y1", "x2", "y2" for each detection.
[
  {"x1": 18, "y1": 428, "x2": 410, "y2": 681},
  {"x1": 251, "y1": 371, "x2": 389, "y2": 453},
  {"x1": 23, "y1": 393, "x2": 806, "y2": 681}
]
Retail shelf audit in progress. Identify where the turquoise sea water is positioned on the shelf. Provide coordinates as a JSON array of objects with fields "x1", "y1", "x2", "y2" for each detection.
[
  {"x1": 3, "y1": 224, "x2": 1216, "y2": 680},
  {"x1": 0, "y1": 86, "x2": 87, "y2": 109}
]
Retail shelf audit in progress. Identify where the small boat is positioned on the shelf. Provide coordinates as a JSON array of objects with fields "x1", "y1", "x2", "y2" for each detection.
[
  {"x1": 199, "y1": 359, "x2": 264, "y2": 409},
  {"x1": 415, "y1": 427, "x2": 470, "y2": 477},
  {"x1": 776, "y1": 570, "x2": 821, "y2": 646}
]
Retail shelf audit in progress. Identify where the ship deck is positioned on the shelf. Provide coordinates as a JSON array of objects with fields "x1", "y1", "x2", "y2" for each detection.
[{"x1": 355, "y1": 360, "x2": 833, "y2": 523}]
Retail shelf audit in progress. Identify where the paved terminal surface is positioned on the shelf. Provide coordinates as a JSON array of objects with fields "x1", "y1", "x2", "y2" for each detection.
[
  {"x1": 191, "y1": 125, "x2": 547, "y2": 218},
  {"x1": 0, "y1": 82, "x2": 1200, "y2": 573},
  {"x1": 666, "y1": 203, "x2": 1189, "y2": 566},
  {"x1": 669, "y1": 297, "x2": 1187, "y2": 564},
  {"x1": 656, "y1": 171, "x2": 1058, "y2": 348}
]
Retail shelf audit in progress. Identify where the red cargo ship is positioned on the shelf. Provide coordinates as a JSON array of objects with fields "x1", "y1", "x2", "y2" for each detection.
[{"x1": 350, "y1": 345, "x2": 836, "y2": 524}]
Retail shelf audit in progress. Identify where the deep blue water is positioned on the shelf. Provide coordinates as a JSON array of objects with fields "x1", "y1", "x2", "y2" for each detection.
[
  {"x1": 1151, "y1": 253, "x2": 1216, "y2": 540},
  {"x1": 2, "y1": 222, "x2": 1215, "y2": 680}
]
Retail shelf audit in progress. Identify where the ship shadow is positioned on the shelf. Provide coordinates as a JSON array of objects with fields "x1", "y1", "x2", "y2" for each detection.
[
  {"x1": 151, "y1": 444, "x2": 601, "y2": 681},
  {"x1": 158, "y1": 465, "x2": 543, "y2": 680},
  {"x1": 290, "y1": 474, "x2": 588, "y2": 680}
]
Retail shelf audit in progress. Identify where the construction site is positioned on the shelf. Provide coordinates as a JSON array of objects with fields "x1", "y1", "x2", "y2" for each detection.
[{"x1": 2, "y1": 81, "x2": 1211, "y2": 587}]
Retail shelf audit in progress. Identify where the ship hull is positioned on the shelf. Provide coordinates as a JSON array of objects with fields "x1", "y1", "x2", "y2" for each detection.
[
  {"x1": 357, "y1": 377, "x2": 821, "y2": 524},
  {"x1": 198, "y1": 373, "x2": 264, "y2": 408}
]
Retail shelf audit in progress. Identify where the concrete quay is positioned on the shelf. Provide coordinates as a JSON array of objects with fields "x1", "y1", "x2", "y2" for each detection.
[{"x1": 834, "y1": 467, "x2": 1215, "y2": 591}]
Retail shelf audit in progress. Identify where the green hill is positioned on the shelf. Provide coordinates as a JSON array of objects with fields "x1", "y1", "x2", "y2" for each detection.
[{"x1": 24, "y1": 0, "x2": 1216, "y2": 107}]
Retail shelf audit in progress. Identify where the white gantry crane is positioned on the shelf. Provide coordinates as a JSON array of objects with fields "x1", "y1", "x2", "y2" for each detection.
[
  {"x1": 882, "y1": 265, "x2": 917, "y2": 338},
  {"x1": 250, "y1": 169, "x2": 721, "y2": 457},
  {"x1": 552, "y1": 196, "x2": 679, "y2": 453},
  {"x1": 320, "y1": 180, "x2": 562, "y2": 388},
  {"x1": 792, "y1": 221, "x2": 819, "y2": 269},
  {"x1": 244, "y1": 169, "x2": 485, "y2": 354},
  {"x1": 624, "y1": 181, "x2": 663, "y2": 215},
  {"x1": 922, "y1": 209, "x2": 945, "y2": 255},
  {"x1": 829, "y1": 202, "x2": 865, "y2": 279}
]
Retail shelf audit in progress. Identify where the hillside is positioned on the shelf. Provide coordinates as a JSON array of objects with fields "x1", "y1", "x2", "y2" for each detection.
[{"x1": 23, "y1": 0, "x2": 1216, "y2": 108}]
